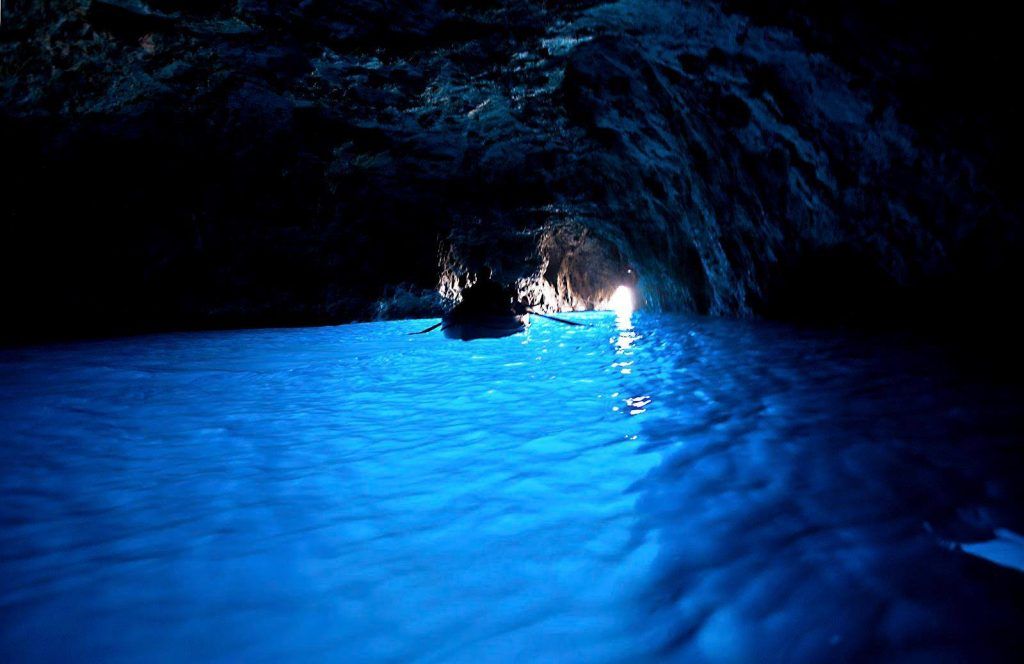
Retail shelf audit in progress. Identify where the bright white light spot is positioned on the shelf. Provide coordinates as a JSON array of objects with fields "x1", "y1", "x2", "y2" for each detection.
[{"x1": 607, "y1": 286, "x2": 634, "y2": 317}]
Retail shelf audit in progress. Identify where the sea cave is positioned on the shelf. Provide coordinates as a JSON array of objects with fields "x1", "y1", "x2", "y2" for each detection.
[{"x1": 2, "y1": 1, "x2": 1023, "y2": 661}]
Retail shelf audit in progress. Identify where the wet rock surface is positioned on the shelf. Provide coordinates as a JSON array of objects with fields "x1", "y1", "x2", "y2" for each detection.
[{"x1": 1, "y1": 1, "x2": 1020, "y2": 341}]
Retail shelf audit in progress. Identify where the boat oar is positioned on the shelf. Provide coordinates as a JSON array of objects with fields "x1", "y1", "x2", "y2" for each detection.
[
  {"x1": 527, "y1": 310, "x2": 589, "y2": 327},
  {"x1": 408, "y1": 321, "x2": 444, "y2": 335}
]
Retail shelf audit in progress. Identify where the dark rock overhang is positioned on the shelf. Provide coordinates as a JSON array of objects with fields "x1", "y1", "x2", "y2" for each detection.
[{"x1": 1, "y1": 1, "x2": 1020, "y2": 341}]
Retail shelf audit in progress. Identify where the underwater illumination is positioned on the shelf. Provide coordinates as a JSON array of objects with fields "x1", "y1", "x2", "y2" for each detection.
[
  {"x1": 606, "y1": 285, "x2": 635, "y2": 316},
  {"x1": 1, "y1": 314, "x2": 1022, "y2": 660}
]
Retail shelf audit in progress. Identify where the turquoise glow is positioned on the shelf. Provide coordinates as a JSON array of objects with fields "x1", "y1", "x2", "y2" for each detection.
[{"x1": 1, "y1": 313, "x2": 1021, "y2": 660}]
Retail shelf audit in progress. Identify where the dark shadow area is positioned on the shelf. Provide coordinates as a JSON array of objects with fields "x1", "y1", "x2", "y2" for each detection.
[
  {"x1": 2, "y1": 1, "x2": 1021, "y2": 346},
  {"x1": 625, "y1": 316, "x2": 1024, "y2": 660}
]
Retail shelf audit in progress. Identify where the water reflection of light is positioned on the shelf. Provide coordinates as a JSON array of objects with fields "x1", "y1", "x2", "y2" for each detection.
[
  {"x1": 626, "y1": 395, "x2": 652, "y2": 415},
  {"x1": 609, "y1": 296, "x2": 646, "y2": 415},
  {"x1": 614, "y1": 327, "x2": 636, "y2": 352},
  {"x1": 613, "y1": 308, "x2": 637, "y2": 352}
]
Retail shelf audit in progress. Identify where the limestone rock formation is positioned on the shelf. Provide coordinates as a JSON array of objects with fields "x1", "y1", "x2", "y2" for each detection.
[{"x1": 1, "y1": 1, "x2": 1020, "y2": 340}]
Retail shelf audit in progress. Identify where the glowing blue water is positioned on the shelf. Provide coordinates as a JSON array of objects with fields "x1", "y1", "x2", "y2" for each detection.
[{"x1": 2, "y1": 313, "x2": 1022, "y2": 662}]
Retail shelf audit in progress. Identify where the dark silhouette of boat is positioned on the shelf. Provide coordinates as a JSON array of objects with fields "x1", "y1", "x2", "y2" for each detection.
[{"x1": 442, "y1": 310, "x2": 529, "y2": 341}]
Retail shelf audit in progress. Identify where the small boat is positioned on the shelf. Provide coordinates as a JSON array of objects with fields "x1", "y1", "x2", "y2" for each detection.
[{"x1": 442, "y1": 311, "x2": 529, "y2": 341}]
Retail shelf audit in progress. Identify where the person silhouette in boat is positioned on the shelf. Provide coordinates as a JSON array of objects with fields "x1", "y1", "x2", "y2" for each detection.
[
  {"x1": 457, "y1": 267, "x2": 526, "y2": 316},
  {"x1": 410, "y1": 266, "x2": 584, "y2": 336}
]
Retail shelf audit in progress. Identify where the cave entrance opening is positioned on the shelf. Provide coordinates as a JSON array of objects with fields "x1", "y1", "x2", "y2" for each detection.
[{"x1": 600, "y1": 285, "x2": 635, "y2": 317}]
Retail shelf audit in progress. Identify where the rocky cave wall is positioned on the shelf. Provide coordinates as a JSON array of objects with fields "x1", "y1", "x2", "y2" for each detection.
[{"x1": 1, "y1": 0, "x2": 1020, "y2": 340}]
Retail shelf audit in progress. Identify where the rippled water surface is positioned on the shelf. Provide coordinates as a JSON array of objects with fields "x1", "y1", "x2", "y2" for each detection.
[{"x1": 2, "y1": 313, "x2": 1023, "y2": 662}]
